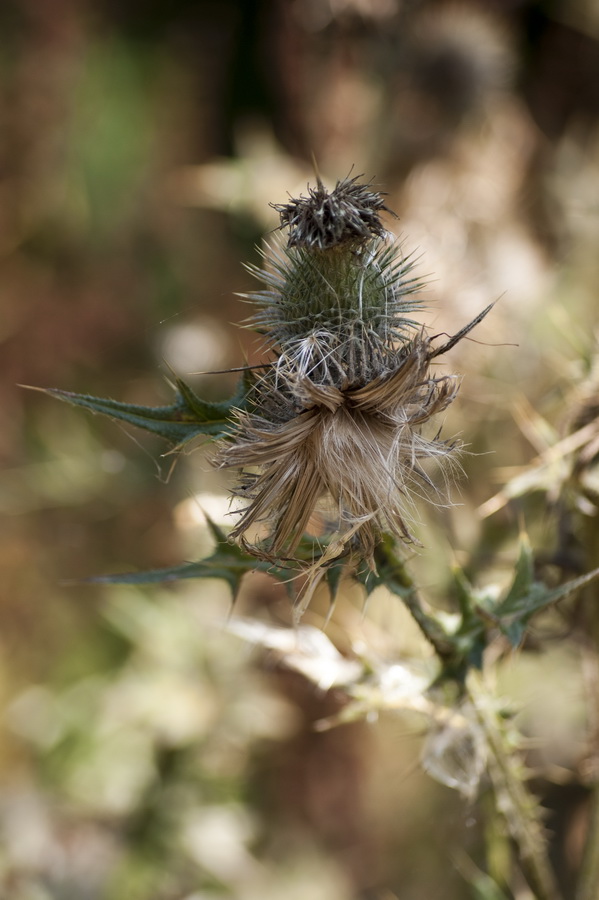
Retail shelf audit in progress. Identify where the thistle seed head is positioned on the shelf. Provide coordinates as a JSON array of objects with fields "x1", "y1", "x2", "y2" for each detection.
[
  {"x1": 218, "y1": 176, "x2": 491, "y2": 576},
  {"x1": 217, "y1": 336, "x2": 460, "y2": 569}
]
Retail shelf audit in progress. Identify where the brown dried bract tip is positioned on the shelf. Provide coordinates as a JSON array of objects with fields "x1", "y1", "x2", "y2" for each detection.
[{"x1": 271, "y1": 175, "x2": 392, "y2": 250}]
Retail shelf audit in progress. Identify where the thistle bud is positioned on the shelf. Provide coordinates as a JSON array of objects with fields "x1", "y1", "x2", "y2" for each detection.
[{"x1": 217, "y1": 176, "x2": 488, "y2": 572}]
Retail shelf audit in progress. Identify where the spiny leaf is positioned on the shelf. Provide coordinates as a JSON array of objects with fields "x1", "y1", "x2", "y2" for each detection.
[
  {"x1": 200, "y1": 510, "x2": 230, "y2": 546},
  {"x1": 499, "y1": 536, "x2": 535, "y2": 612},
  {"x1": 451, "y1": 565, "x2": 485, "y2": 630},
  {"x1": 28, "y1": 373, "x2": 250, "y2": 449},
  {"x1": 75, "y1": 512, "x2": 322, "y2": 600},
  {"x1": 81, "y1": 539, "x2": 271, "y2": 599},
  {"x1": 495, "y1": 564, "x2": 599, "y2": 647},
  {"x1": 487, "y1": 535, "x2": 599, "y2": 648}
]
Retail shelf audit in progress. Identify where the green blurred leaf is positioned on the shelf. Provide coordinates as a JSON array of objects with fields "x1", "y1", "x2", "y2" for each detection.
[
  {"x1": 85, "y1": 532, "x2": 270, "y2": 599},
  {"x1": 32, "y1": 374, "x2": 249, "y2": 449},
  {"x1": 467, "y1": 872, "x2": 510, "y2": 900},
  {"x1": 361, "y1": 534, "x2": 599, "y2": 674},
  {"x1": 81, "y1": 513, "x2": 325, "y2": 601},
  {"x1": 452, "y1": 565, "x2": 477, "y2": 622},
  {"x1": 498, "y1": 536, "x2": 536, "y2": 612},
  {"x1": 495, "y1": 564, "x2": 599, "y2": 647}
]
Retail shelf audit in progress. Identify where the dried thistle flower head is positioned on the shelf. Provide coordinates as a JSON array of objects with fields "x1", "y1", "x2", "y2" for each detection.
[
  {"x1": 217, "y1": 176, "x2": 491, "y2": 573},
  {"x1": 271, "y1": 175, "x2": 390, "y2": 250}
]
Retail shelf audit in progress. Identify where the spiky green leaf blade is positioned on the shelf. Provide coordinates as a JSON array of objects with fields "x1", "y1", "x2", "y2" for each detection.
[
  {"x1": 200, "y1": 510, "x2": 231, "y2": 546},
  {"x1": 78, "y1": 511, "x2": 311, "y2": 600},
  {"x1": 36, "y1": 374, "x2": 250, "y2": 448},
  {"x1": 82, "y1": 539, "x2": 272, "y2": 598},
  {"x1": 498, "y1": 536, "x2": 535, "y2": 613},
  {"x1": 452, "y1": 565, "x2": 476, "y2": 620},
  {"x1": 496, "y1": 565, "x2": 599, "y2": 647},
  {"x1": 449, "y1": 578, "x2": 488, "y2": 672}
]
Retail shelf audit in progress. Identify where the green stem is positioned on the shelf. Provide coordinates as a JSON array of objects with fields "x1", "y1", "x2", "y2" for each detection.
[
  {"x1": 576, "y1": 643, "x2": 599, "y2": 900},
  {"x1": 400, "y1": 586, "x2": 457, "y2": 661},
  {"x1": 577, "y1": 786, "x2": 599, "y2": 900},
  {"x1": 374, "y1": 541, "x2": 457, "y2": 661},
  {"x1": 469, "y1": 674, "x2": 562, "y2": 900}
]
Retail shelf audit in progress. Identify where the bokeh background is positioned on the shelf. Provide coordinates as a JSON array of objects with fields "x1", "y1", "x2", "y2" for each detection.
[{"x1": 2, "y1": 1, "x2": 599, "y2": 897}]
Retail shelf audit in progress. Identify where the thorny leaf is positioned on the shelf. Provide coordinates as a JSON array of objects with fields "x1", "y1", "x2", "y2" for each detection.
[
  {"x1": 493, "y1": 562, "x2": 599, "y2": 648},
  {"x1": 77, "y1": 517, "x2": 333, "y2": 602},
  {"x1": 365, "y1": 533, "x2": 599, "y2": 674},
  {"x1": 447, "y1": 567, "x2": 498, "y2": 671},
  {"x1": 457, "y1": 535, "x2": 599, "y2": 650},
  {"x1": 498, "y1": 536, "x2": 536, "y2": 613},
  {"x1": 31, "y1": 373, "x2": 251, "y2": 450},
  {"x1": 81, "y1": 532, "x2": 268, "y2": 600},
  {"x1": 74, "y1": 511, "x2": 599, "y2": 679}
]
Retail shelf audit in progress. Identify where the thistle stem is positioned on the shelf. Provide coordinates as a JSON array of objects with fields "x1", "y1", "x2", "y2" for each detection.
[
  {"x1": 576, "y1": 786, "x2": 599, "y2": 900},
  {"x1": 400, "y1": 587, "x2": 457, "y2": 661},
  {"x1": 469, "y1": 673, "x2": 562, "y2": 900},
  {"x1": 576, "y1": 641, "x2": 599, "y2": 900}
]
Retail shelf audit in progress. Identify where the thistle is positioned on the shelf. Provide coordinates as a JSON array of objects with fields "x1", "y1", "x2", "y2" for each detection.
[{"x1": 217, "y1": 176, "x2": 492, "y2": 572}]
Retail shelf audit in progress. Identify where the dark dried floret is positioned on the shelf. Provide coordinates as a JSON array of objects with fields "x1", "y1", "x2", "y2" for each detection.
[{"x1": 271, "y1": 175, "x2": 392, "y2": 250}]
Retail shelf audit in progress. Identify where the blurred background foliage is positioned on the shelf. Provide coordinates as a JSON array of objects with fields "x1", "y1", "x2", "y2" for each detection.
[{"x1": 3, "y1": 0, "x2": 599, "y2": 897}]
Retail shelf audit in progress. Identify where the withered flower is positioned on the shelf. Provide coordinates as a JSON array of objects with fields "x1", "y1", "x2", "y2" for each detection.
[{"x1": 216, "y1": 176, "x2": 491, "y2": 572}]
